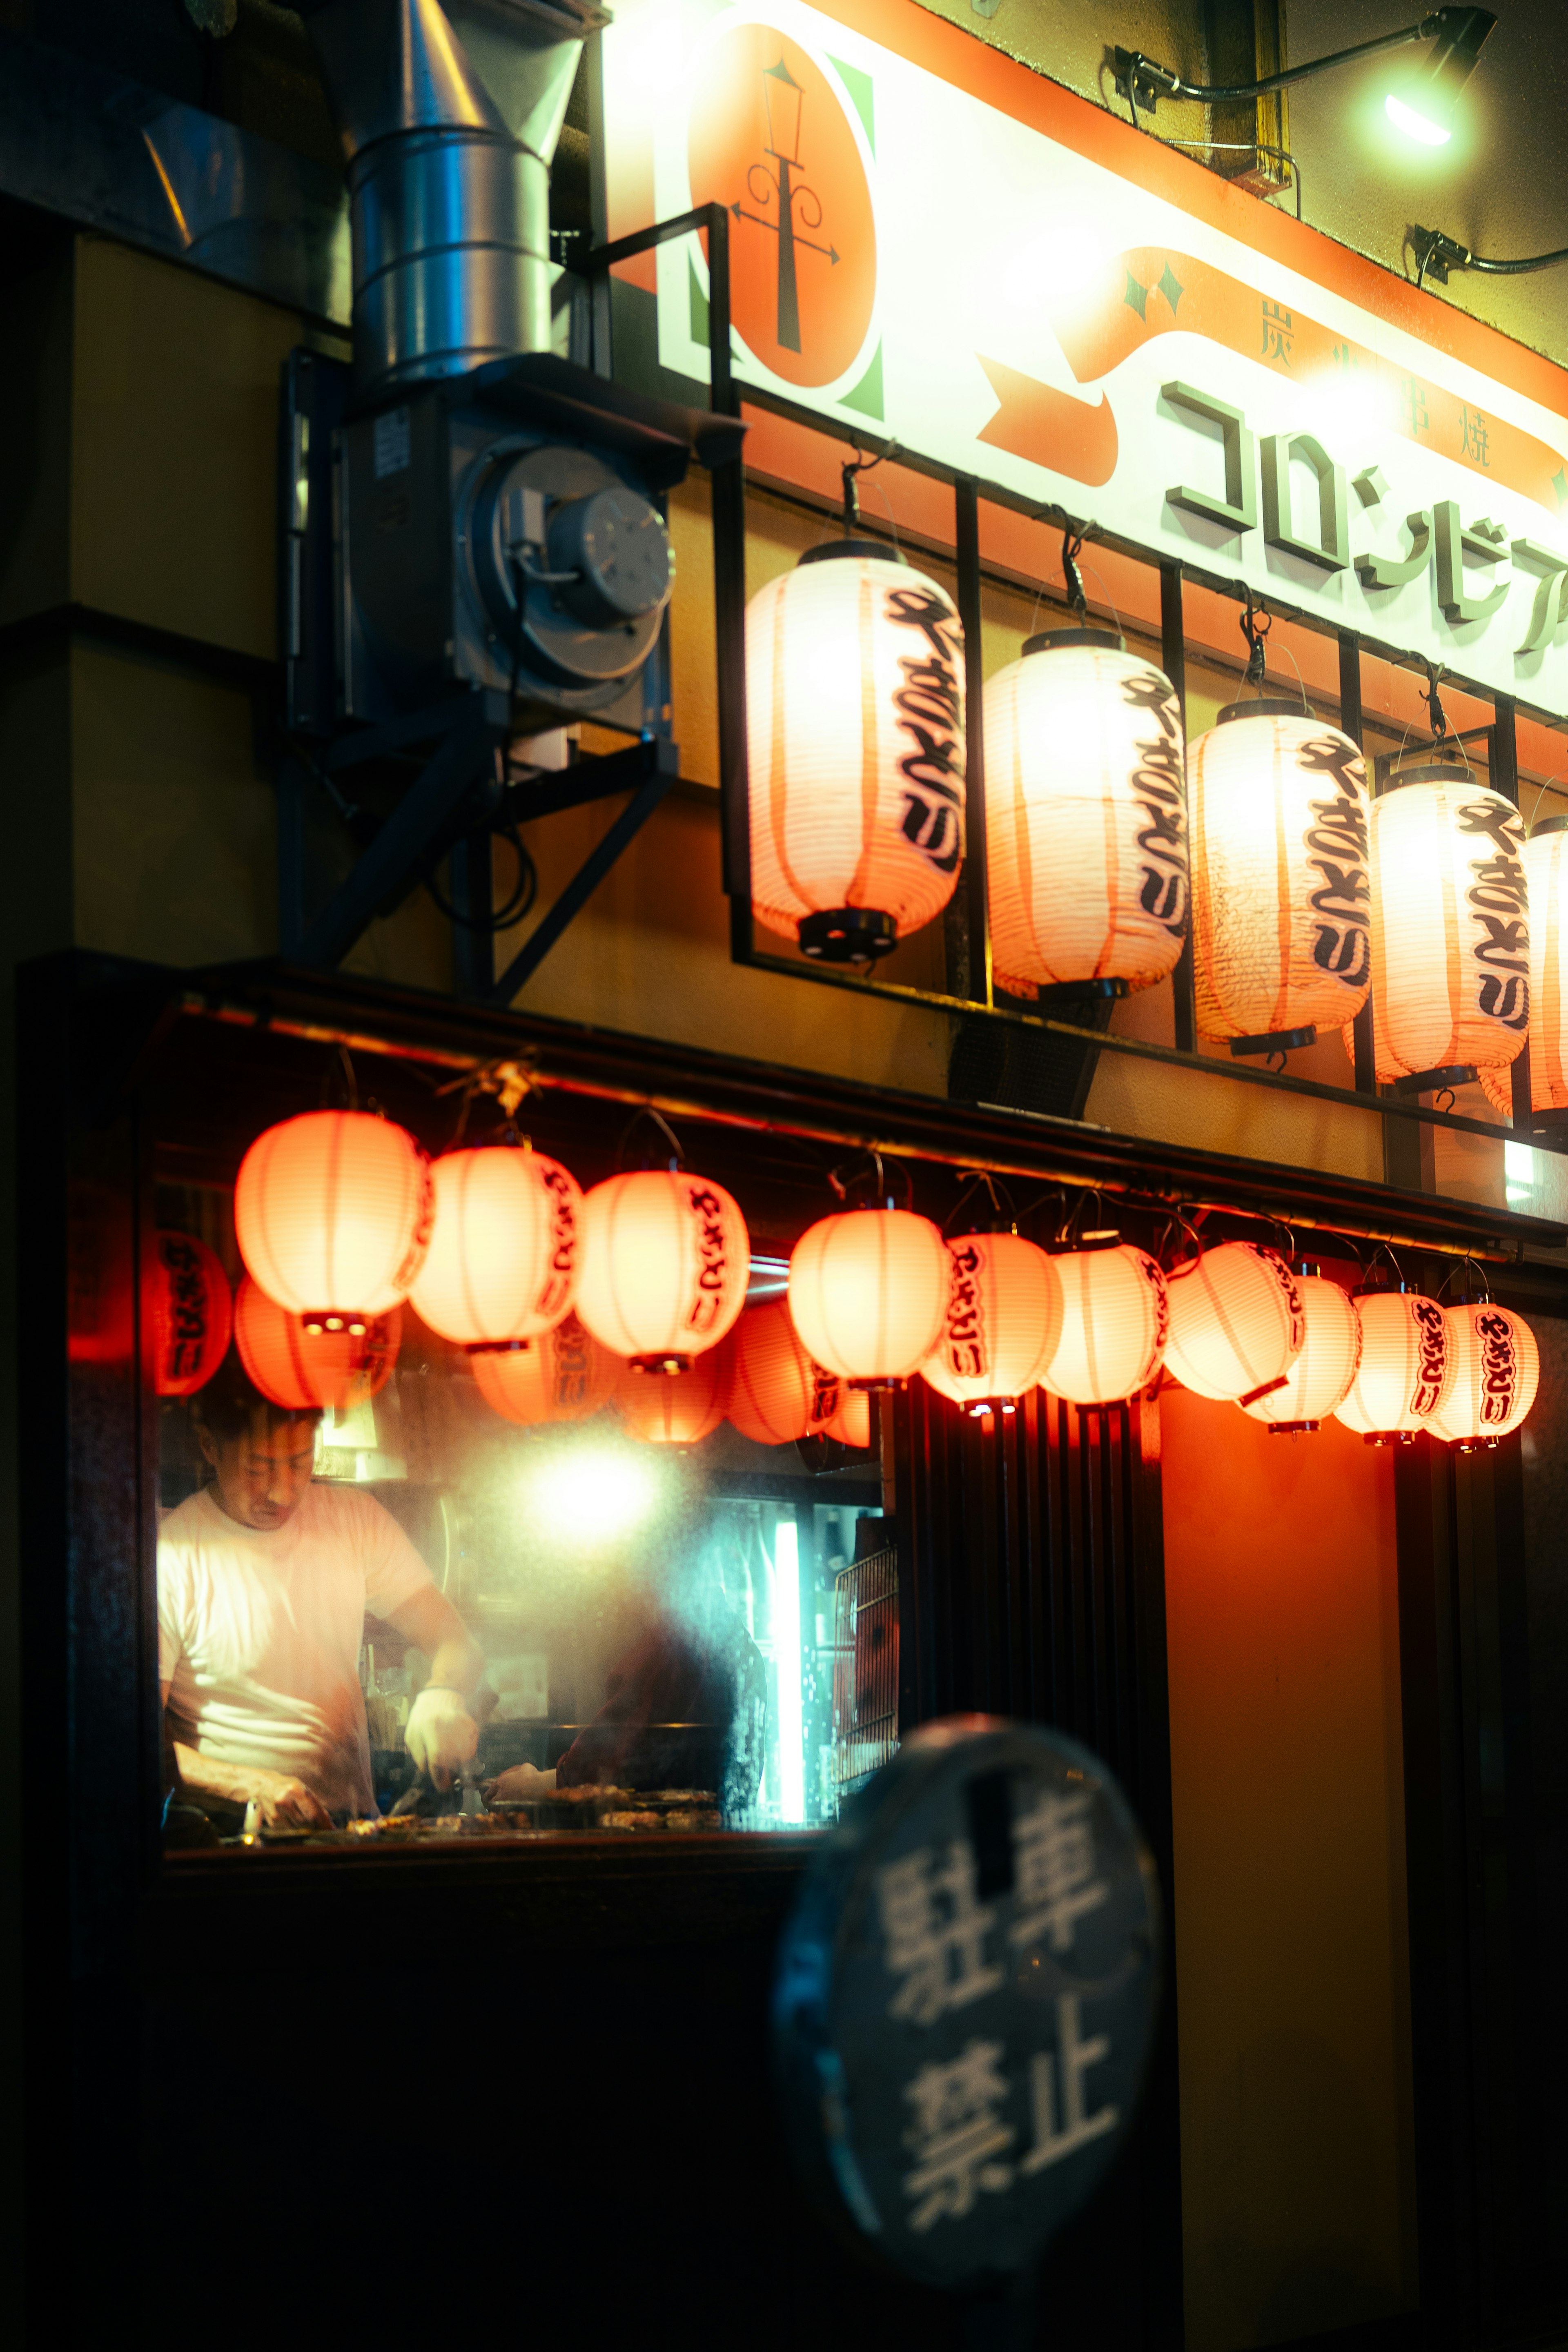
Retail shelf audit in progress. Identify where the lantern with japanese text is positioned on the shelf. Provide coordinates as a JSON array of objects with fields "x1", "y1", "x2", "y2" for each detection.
[
  {"x1": 1365, "y1": 764, "x2": 1528, "y2": 1087},
  {"x1": 725, "y1": 1298, "x2": 841, "y2": 1444},
  {"x1": 1038, "y1": 1244, "x2": 1168, "y2": 1406},
  {"x1": 576, "y1": 1168, "x2": 749, "y2": 1372},
  {"x1": 1240, "y1": 1269, "x2": 1361, "y2": 1430},
  {"x1": 789, "y1": 1203, "x2": 951, "y2": 1388},
  {"x1": 617, "y1": 1348, "x2": 727, "y2": 1446},
  {"x1": 410, "y1": 1145, "x2": 581, "y2": 1347},
  {"x1": 1332, "y1": 1288, "x2": 1452, "y2": 1442},
  {"x1": 1188, "y1": 702, "x2": 1372, "y2": 1046},
  {"x1": 235, "y1": 1109, "x2": 432, "y2": 1327},
  {"x1": 1479, "y1": 817, "x2": 1568, "y2": 1118},
  {"x1": 234, "y1": 1274, "x2": 401, "y2": 1412},
  {"x1": 147, "y1": 1231, "x2": 232, "y2": 1397},
  {"x1": 746, "y1": 542, "x2": 965, "y2": 964},
  {"x1": 1163, "y1": 1240, "x2": 1305, "y2": 1404},
  {"x1": 921, "y1": 1232, "x2": 1063, "y2": 1416},
  {"x1": 470, "y1": 1314, "x2": 616, "y2": 1426},
  {"x1": 1428, "y1": 1302, "x2": 1539, "y2": 1448},
  {"x1": 985, "y1": 631, "x2": 1187, "y2": 998}
]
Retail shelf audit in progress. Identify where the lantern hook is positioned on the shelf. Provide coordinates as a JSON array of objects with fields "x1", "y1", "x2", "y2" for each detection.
[
  {"x1": 617, "y1": 1103, "x2": 686, "y2": 1172},
  {"x1": 947, "y1": 1168, "x2": 1016, "y2": 1236},
  {"x1": 840, "y1": 443, "x2": 891, "y2": 536},
  {"x1": 1057, "y1": 1185, "x2": 1120, "y2": 1249},
  {"x1": 1060, "y1": 522, "x2": 1089, "y2": 624},
  {"x1": 1421, "y1": 657, "x2": 1452, "y2": 746},
  {"x1": 1157, "y1": 1207, "x2": 1205, "y2": 1273},
  {"x1": 319, "y1": 1040, "x2": 360, "y2": 1112},
  {"x1": 1238, "y1": 586, "x2": 1272, "y2": 690},
  {"x1": 829, "y1": 1149, "x2": 907, "y2": 1210},
  {"x1": 1437, "y1": 1252, "x2": 1492, "y2": 1304}
]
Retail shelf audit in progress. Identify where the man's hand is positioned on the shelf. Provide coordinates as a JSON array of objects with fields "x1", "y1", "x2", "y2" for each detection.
[
  {"x1": 243, "y1": 1772, "x2": 334, "y2": 1831},
  {"x1": 405, "y1": 1684, "x2": 479, "y2": 1788},
  {"x1": 486, "y1": 1762, "x2": 558, "y2": 1802}
]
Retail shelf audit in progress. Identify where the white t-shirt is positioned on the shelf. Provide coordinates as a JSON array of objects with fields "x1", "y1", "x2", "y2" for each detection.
[{"x1": 158, "y1": 1481, "x2": 435, "y2": 1817}]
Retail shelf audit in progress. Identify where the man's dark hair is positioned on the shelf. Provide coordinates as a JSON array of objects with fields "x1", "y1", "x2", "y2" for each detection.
[{"x1": 191, "y1": 1349, "x2": 323, "y2": 1446}]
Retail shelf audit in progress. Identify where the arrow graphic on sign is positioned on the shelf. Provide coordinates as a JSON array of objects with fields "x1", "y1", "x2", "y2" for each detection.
[{"x1": 975, "y1": 356, "x2": 1120, "y2": 487}]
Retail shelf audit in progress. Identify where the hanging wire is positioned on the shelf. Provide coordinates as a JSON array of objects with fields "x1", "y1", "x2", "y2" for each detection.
[
  {"x1": 828, "y1": 1149, "x2": 911, "y2": 1208},
  {"x1": 1157, "y1": 1207, "x2": 1205, "y2": 1272},
  {"x1": 1437, "y1": 1252, "x2": 1492, "y2": 1304},
  {"x1": 319, "y1": 1040, "x2": 359, "y2": 1111},
  {"x1": 1420, "y1": 656, "x2": 1452, "y2": 747},
  {"x1": 617, "y1": 1104, "x2": 686, "y2": 1171},
  {"x1": 839, "y1": 443, "x2": 900, "y2": 548},
  {"x1": 1060, "y1": 521, "x2": 1089, "y2": 623},
  {"x1": 1238, "y1": 586, "x2": 1272, "y2": 690},
  {"x1": 945, "y1": 1168, "x2": 1017, "y2": 1236}
]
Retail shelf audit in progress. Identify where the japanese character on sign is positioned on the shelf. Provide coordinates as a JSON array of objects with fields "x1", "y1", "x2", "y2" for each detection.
[
  {"x1": 1460, "y1": 405, "x2": 1492, "y2": 468},
  {"x1": 877, "y1": 1841, "x2": 1002, "y2": 2025},
  {"x1": 1400, "y1": 376, "x2": 1431, "y2": 436},
  {"x1": 1009, "y1": 1789, "x2": 1110, "y2": 1956},
  {"x1": 902, "y1": 2039, "x2": 1016, "y2": 2233},
  {"x1": 1021, "y1": 1996, "x2": 1120, "y2": 2175},
  {"x1": 1260, "y1": 298, "x2": 1293, "y2": 364}
]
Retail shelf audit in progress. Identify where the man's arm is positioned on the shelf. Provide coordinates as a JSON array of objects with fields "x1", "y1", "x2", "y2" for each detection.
[
  {"x1": 172, "y1": 1739, "x2": 334, "y2": 1830},
  {"x1": 384, "y1": 1587, "x2": 485, "y2": 1786}
]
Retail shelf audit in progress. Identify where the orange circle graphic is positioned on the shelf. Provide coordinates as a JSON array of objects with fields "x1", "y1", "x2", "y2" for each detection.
[{"x1": 688, "y1": 27, "x2": 876, "y2": 390}]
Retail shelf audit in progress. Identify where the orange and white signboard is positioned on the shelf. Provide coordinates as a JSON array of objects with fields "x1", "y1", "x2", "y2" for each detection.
[{"x1": 599, "y1": 0, "x2": 1568, "y2": 714}]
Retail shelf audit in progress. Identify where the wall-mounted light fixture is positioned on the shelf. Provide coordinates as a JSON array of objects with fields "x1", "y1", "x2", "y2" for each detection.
[
  {"x1": 1414, "y1": 223, "x2": 1568, "y2": 289},
  {"x1": 1114, "y1": 8, "x2": 1495, "y2": 151}
]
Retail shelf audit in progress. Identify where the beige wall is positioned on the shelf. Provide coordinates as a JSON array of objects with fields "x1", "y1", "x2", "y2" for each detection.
[{"x1": 1161, "y1": 1387, "x2": 1417, "y2": 2351}]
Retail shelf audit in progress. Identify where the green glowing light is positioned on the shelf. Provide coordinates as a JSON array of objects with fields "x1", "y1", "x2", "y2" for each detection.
[{"x1": 1385, "y1": 92, "x2": 1451, "y2": 147}]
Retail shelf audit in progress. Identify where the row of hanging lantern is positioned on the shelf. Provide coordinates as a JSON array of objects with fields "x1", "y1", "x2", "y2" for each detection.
[
  {"x1": 205, "y1": 1106, "x2": 1537, "y2": 1454},
  {"x1": 748, "y1": 509, "x2": 1554, "y2": 1103}
]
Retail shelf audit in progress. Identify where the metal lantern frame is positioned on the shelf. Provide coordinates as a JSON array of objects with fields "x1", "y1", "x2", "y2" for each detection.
[{"x1": 564, "y1": 204, "x2": 1566, "y2": 1176}]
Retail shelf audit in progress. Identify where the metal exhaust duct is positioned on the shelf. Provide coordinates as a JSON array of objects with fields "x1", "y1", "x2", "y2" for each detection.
[{"x1": 299, "y1": 0, "x2": 601, "y2": 396}]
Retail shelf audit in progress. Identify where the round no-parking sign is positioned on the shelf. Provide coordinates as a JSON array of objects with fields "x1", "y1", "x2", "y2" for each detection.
[{"x1": 773, "y1": 1716, "x2": 1161, "y2": 2290}]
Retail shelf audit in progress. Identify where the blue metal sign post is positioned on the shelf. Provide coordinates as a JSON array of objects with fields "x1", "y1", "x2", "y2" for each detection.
[{"x1": 773, "y1": 1716, "x2": 1161, "y2": 2305}]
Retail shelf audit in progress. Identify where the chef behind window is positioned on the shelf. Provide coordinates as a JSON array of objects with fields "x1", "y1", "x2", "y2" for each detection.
[{"x1": 158, "y1": 1352, "x2": 483, "y2": 1829}]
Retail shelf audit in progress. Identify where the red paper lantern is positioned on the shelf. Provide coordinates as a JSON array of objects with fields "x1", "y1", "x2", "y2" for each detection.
[
  {"x1": 789, "y1": 1206, "x2": 951, "y2": 1388},
  {"x1": 1428, "y1": 1303, "x2": 1539, "y2": 1448},
  {"x1": 410, "y1": 1145, "x2": 581, "y2": 1346},
  {"x1": 922, "y1": 1233, "x2": 1063, "y2": 1416},
  {"x1": 725, "y1": 1299, "x2": 841, "y2": 1444},
  {"x1": 235, "y1": 1109, "x2": 432, "y2": 1326},
  {"x1": 1240, "y1": 1272, "x2": 1361, "y2": 1430},
  {"x1": 234, "y1": 1275, "x2": 402, "y2": 1412},
  {"x1": 470, "y1": 1314, "x2": 616, "y2": 1427},
  {"x1": 1332, "y1": 1290, "x2": 1451, "y2": 1442},
  {"x1": 1163, "y1": 1241, "x2": 1305, "y2": 1403},
  {"x1": 147, "y1": 1232, "x2": 232, "y2": 1397},
  {"x1": 576, "y1": 1169, "x2": 750, "y2": 1371},
  {"x1": 826, "y1": 1388, "x2": 873, "y2": 1448},
  {"x1": 1038, "y1": 1245, "x2": 1168, "y2": 1405},
  {"x1": 617, "y1": 1350, "x2": 727, "y2": 1446}
]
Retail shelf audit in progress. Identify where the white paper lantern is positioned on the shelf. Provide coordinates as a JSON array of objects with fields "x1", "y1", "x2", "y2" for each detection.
[
  {"x1": 1428, "y1": 1303, "x2": 1539, "y2": 1446},
  {"x1": 1163, "y1": 1240, "x2": 1305, "y2": 1402},
  {"x1": 1333, "y1": 1289, "x2": 1452, "y2": 1441},
  {"x1": 789, "y1": 1206, "x2": 951, "y2": 1388},
  {"x1": 576, "y1": 1169, "x2": 749, "y2": 1370},
  {"x1": 1366, "y1": 763, "x2": 1529, "y2": 1085},
  {"x1": 1479, "y1": 817, "x2": 1568, "y2": 1118},
  {"x1": 747, "y1": 541, "x2": 965, "y2": 963},
  {"x1": 1241, "y1": 1272, "x2": 1361, "y2": 1429},
  {"x1": 921, "y1": 1232, "x2": 1063, "y2": 1414},
  {"x1": 1038, "y1": 1244, "x2": 1168, "y2": 1405},
  {"x1": 1188, "y1": 701, "x2": 1372, "y2": 1044},
  {"x1": 984, "y1": 630, "x2": 1187, "y2": 998}
]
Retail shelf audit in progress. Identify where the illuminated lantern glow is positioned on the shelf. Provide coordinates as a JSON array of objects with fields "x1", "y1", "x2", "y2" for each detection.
[
  {"x1": 148, "y1": 1232, "x2": 232, "y2": 1397},
  {"x1": 1240, "y1": 1271, "x2": 1361, "y2": 1430},
  {"x1": 985, "y1": 631, "x2": 1187, "y2": 998},
  {"x1": 1365, "y1": 764, "x2": 1529, "y2": 1085},
  {"x1": 1163, "y1": 1241, "x2": 1305, "y2": 1404},
  {"x1": 235, "y1": 1109, "x2": 432, "y2": 1328},
  {"x1": 1188, "y1": 702, "x2": 1372, "y2": 1045},
  {"x1": 470, "y1": 1314, "x2": 616, "y2": 1426},
  {"x1": 921, "y1": 1232, "x2": 1064, "y2": 1415},
  {"x1": 617, "y1": 1348, "x2": 727, "y2": 1446},
  {"x1": 788, "y1": 1205, "x2": 951, "y2": 1388},
  {"x1": 725, "y1": 1299, "x2": 841, "y2": 1444},
  {"x1": 1428, "y1": 1303, "x2": 1539, "y2": 1448},
  {"x1": 576, "y1": 1169, "x2": 749, "y2": 1371},
  {"x1": 1478, "y1": 817, "x2": 1568, "y2": 1117},
  {"x1": 234, "y1": 1275, "x2": 401, "y2": 1412},
  {"x1": 746, "y1": 541, "x2": 965, "y2": 965},
  {"x1": 1332, "y1": 1289, "x2": 1452, "y2": 1442},
  {"x1": 1038, "y1": 1244, "x2": 1168, "y2": 1405},
  {"x1": 410, "y1": 1145, "x2": 581, "y2": 1347},
  {"x1": 826, "y1": 1388, "x2": 873, "y2": 1448}
]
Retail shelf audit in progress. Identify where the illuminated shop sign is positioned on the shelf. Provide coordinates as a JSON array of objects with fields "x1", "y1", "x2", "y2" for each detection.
[{"x1": 599, "y1": 0, "x2": 1568, "y2": 710}]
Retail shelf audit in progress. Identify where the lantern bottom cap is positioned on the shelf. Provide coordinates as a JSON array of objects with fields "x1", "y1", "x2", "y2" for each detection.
[
  {"x1": 1225, "y1": 1025, "x2": 1317, "y2": 1057},
  {"x1": 1453, "y1": 1436, "x2": 1501, "y2": 1453},
  {"x1": 1267, "y1": 1420, "x2": 1320, "y2": 1434},
  {"x1": 1391, "y1": 1064, "x2": 1478, "y2": 1096},
  {"x1": 301, "y1": 1310, "x2": 369, "y2": 1336},
  {"x1": 628, "y1": 1353, "x2": 692, "y2": 1374},
  {"x1": 467, "y1": 1337, "x2": 538, "y2": 1357},
  {"x1": 1363, "y1": 1430, "x2": 1417, "y2": 1446},
  {"x1": 1033, "y1": 975, "x2": 1130, "y2": 1004},
  {"x1": 850, "y1": 1375, "x2": 906, "y2": 1392},
  {"x1": 798, "y1": 907, "x2": 898, "y2": 963},
  {"x1": 963, "y1": 1397, "x2": 1020, "y2": 1419}
]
